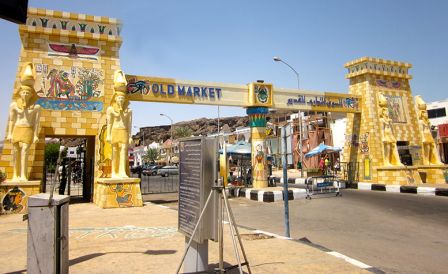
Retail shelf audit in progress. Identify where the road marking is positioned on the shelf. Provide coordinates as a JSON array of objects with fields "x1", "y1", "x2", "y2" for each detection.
[{"x1": 327, "y1": 251, "x2": 371, "y2": 269}]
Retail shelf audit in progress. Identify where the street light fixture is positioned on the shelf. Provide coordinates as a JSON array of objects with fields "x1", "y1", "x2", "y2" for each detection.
[
  {"x1": 273, "y1": 56, "x2": 304, "y2": 177},
  {"x1": 159, "y1": 113, "x2": 174, "y2": 141},
  {"x1": 160, "y1": 113, "x2": 174, "y2": 164}
]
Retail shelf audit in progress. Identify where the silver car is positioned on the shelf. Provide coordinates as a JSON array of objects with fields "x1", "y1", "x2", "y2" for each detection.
[{"x1": 157, "y1": 166, "x2": 179, "y2": 177}]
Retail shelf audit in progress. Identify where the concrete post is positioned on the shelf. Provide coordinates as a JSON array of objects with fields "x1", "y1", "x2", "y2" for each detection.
[
  {"x1": 27, "y1": 193, "x2": 70, "y2": 274},
  {"x1": 183, "y1": 238, "x2": 208, "y2": 273}
]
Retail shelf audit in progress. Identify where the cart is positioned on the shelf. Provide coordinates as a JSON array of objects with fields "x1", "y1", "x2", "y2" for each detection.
[{"x1": 305, "y1": 175, "x2": 341, "y2": 199}]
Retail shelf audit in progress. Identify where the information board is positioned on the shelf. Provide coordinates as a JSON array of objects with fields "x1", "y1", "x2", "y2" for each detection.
[{"x1": 178, "y1": 137, "x2": 217, "y2": 243}]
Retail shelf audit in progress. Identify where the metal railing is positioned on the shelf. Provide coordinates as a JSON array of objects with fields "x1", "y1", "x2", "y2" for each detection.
[{"x1": 134, "y1": 173, "x2": 179, "y2": 194}]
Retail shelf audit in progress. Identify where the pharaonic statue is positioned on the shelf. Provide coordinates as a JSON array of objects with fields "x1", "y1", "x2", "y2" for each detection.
[
  {"x1": 106, "y1": 70, "x2": 132, "y2": 178},
  {"x1": 378, "y1": 93, "x2": 403, "y2": 166},
  {"x1": 6, "y1": 63, "x2": 41, "y2": 181},
  {"x1": 415, "y1": 95, "x2": 443, "y2": 165}
]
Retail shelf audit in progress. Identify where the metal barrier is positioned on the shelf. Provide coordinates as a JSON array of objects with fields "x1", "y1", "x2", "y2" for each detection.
[
  {"x1": 305, "y1": 175, "x2": 341, "y2": 199},
  {"x1": 136, "y1": 173, "x2": 179, "y2": 194}
]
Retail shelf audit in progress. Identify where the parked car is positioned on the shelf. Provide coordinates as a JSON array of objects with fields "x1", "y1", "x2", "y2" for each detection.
[
  {"x1": 142, "y1": 165, "x2": 162, "y2": 176},
  {"x1": 131, "y1": 165, "x2": 143, "y2": 174},
  {"x1": 157, "y1": 166, "x2": 179, "y2": 177}
]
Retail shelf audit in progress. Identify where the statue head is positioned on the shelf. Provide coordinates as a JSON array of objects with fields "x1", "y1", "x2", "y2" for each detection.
[
  {"x1": 20, "y1": 63, "x2": 36, "y2": 87},
  {"x1": 415, "y1": 95, "x2": 427, "y2": 111},
  {"x1": 114, "y1": 70, "x2": 127, "y2": 92},
  {"x1": 378, "y1": 93, "x2": 388, "y2": 108},
  {"x1": 111, "y1": 91, "x2": 129, "y2": 112},
  {"x1": 421, "y1": 110, "x2": 428, "y2": 120},
  {"x1": 13, "y1": 63, "x2": 38, "y2": 109},
  {"x1": 380, "y1": 107, "x2": 389, "y2": 118},
  {"x1": 110, "y1": 70, "x2": 129, "y2": 112}
]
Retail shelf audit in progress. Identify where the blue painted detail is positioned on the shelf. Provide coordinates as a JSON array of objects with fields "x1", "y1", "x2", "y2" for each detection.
[
  {"x1": 36, "y1": 98, "x2": 103, "y2": 111},
  {"x1": 126, "y1": 79, "x2": 223, "y2": 99},
  {"x1": 246, "y1": 107, "x2": 269, "y2": 115},
  {"x1": 317, "y1": 182, "x2": 333, "y2": 188}
]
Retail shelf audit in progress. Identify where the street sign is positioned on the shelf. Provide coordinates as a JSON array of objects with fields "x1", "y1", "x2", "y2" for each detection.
[{"x1": 178, "y1": 136, "x2": 218, "y2": 243}]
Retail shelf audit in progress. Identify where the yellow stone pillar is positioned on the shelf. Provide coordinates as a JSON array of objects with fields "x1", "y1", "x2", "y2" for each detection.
[
  {"x1": 343, "y1": 57, "x2": 447, "y2": 185},
  {"x1": 247, "y1": 107, "x2": 269, "y2": 188}
]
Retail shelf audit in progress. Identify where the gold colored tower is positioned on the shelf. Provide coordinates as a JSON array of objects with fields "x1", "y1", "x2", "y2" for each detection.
[
  {"x1": 344, "y1": 57, "x2": 446, "y2": 185},
  {"x1": 0, "y1": 8, "x2": 142, "y2": 211}
]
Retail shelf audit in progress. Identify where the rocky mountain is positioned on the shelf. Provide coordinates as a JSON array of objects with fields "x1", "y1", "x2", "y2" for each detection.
[{"x1": 133, "y1": 116, "x2": 249, "y2": 146}]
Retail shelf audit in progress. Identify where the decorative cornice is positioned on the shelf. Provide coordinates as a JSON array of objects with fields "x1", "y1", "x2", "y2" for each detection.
[
  {"x1": 345, "y1": 57, "x2": 412, "y2": 80},
  {"x1": 28, "y1": 7, "x2": 120, "y2": 24},
  {"x1": 24, "y1": 7, "x2": 121, "y2": 40}
]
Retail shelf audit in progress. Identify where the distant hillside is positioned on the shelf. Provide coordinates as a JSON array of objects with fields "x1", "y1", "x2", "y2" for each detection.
[{"x1": 133, "y1": 116, "x2": 249, "y2": 145}]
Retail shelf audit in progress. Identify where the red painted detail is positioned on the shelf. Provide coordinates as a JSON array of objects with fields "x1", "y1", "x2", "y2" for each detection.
[
  {"x1": 439, "y1": 124, "x2": 448, "y2": 138},
  {"x1": 49, "y1": 43, "x2": 99, "y2": 55}
]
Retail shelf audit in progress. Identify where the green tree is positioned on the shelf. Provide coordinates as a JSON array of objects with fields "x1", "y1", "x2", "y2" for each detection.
[
  {"x1": 174, "y1": 126, "x2": 193, "y2": 139},
  {"x1": 45, "y1": 143, "x2": 60, "y2": 173},
  {"x1": 144, "y1": 148, "x2": 160, "y2": 164}
]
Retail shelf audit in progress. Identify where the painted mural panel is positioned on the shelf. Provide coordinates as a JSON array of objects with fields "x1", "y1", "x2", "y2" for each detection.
[
  {"x1": 252, "y1": 140, "x2": 266, "y2": 181},
  {"x1": 384, "y1": 95, "x2": 407, "y2": 123},
  {"x1": 1, "y1": 187, "x2": 26, "y2": 213},
  {"x1": 33, "y1": 64, "x2": 104, "y2": 111},
  {"x1": 108, "y1": 183, "x2": 133, "y2": 207}
]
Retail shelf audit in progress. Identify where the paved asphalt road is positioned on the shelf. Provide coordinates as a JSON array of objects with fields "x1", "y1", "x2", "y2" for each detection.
[{"x1": 228, "y1": 189, "x2": 448, "y2": 274}]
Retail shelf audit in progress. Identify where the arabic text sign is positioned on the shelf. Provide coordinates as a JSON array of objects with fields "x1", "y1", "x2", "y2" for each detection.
[
  {"x1": 285, "y1": 94, "x2": 360, "y2": 112},
  {"x1": 273, "y1": 89, "x2": 361, "y2": 113}
]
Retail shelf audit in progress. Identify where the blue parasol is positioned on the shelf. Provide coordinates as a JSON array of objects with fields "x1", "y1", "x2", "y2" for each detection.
[
  {"x1": 219, "y1": 141, "x2": 251, "y2": 155},
  {"x1": 305, "y1": 143, "x2": 342, "y2": 158}
]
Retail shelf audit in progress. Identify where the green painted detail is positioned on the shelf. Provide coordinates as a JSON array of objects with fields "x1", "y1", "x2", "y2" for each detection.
[
  {"x1": 255, "y1": 85, "x2": 269, "y2": 103},
  {"x1": 249, "y1": 115, "x2": 266, "y2": 127}
]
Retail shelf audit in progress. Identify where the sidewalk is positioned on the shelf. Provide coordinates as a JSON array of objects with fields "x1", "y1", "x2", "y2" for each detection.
[{"x1": 0, "y1": 202, "x2": 370, "y2": 273}]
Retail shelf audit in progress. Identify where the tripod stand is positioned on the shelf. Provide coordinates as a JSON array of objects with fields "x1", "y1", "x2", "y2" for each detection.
[{"x1": 176, "y1": 181, "x2": 251, "y2": 274}]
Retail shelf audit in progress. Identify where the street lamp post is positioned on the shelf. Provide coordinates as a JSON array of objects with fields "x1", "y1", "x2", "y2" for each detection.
[
  {"x1": 133, "y1": 126, "x2": 145, "y2": 166},
  {"x1": 273, "y1": 56, "x2": 304, "y2": 178},
  {"x1": 160, "y1": 113, "x2": 174, "y2": 164},
  {"x1": 160, "y1": 113, "x2": 174, "y2": 141}
]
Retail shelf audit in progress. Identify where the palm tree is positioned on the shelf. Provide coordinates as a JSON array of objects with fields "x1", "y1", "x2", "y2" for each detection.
[
  {"x1": 143, "y1": 148, "x2": 159, "y2": 164},
  {"x1": 174, "y1": 126, "x2": 193, "y2": 139}
]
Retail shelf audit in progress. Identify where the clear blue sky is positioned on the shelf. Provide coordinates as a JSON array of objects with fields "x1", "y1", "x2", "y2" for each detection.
[{"x1": 1, "y1": 0, "x2": 447, "y2": 138}]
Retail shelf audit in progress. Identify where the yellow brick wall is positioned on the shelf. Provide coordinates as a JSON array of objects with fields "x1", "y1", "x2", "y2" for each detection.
[
  {"x1": 0, "y1": 9, "x2": 121, "y2": 187},
  {"x1": 343, "y1": 57, "x2": 422, "y2": 183}
]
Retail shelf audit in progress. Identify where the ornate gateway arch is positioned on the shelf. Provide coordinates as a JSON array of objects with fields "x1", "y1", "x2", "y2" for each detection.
[{"x1": 0, "y1": 8, "x2": 445, "y2": 211}]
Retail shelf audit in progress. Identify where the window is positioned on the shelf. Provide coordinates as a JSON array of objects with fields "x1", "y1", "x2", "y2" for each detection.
[{"x1": 427, "y1": 108, "x2": 446, "y2": 119}]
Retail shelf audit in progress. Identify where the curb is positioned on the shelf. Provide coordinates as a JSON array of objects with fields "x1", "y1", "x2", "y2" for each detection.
[
  {"x1": 228, "y1": 187, "x2": 307, "y2": 202},
  {"x1": 347, "y1": 182, "x2": 448, "y2": 197}
]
